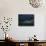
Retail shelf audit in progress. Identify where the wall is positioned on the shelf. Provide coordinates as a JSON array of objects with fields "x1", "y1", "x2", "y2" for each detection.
[
  {"x1": 0, "y1": 0, "x2": 46, "y2": 40},
  {"x1": 44, "y1": 15, "x2": 46, "y2": 40}
]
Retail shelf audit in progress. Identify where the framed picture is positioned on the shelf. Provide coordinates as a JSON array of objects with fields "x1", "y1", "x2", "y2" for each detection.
[{"x1": 18, "y1": 14, "x2": 34, "y2": 26}]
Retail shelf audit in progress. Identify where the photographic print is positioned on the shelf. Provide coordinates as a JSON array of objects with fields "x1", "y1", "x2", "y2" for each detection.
[{"x1": 18, "y1": 14, "x2": 34, "y2": 26}]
